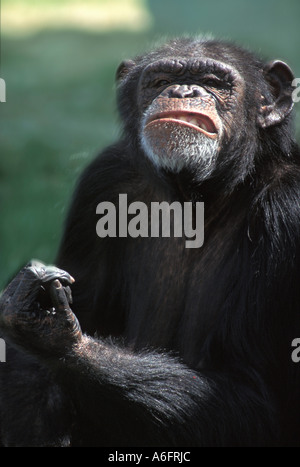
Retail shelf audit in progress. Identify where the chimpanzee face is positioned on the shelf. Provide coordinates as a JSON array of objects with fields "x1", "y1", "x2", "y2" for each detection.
[
  {"x1": 138, "y1": 56, "x2": 244, "y2": 177},
  {"x1": 117, "y1": 38, "x2": 294, "y2": 180}
]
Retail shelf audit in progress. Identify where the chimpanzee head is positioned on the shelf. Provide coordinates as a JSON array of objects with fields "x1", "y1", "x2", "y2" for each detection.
[{"x1": 116, "y1": 38, "x2": 295, "y2": 183}]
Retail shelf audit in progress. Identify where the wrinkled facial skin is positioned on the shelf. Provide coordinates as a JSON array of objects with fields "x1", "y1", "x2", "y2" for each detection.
[{"x1": 139, "y1": 57, "x2": 244, "y2": 177}]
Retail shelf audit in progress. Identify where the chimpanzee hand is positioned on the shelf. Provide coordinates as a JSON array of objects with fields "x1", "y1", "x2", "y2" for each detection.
[{"x1": 0, "y1": 260, "x2": 82, "y2": 357}]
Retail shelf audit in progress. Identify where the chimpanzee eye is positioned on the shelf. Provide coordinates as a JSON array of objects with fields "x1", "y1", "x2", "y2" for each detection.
[
  {"x1": 202, "y1": 77, "x2": 222, "y2": 88},
  {"x1": 153, "y1": 79, "x2": 171, "y2": 88}
]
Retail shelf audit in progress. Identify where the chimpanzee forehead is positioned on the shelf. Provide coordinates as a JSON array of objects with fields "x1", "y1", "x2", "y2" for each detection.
[
  {"x1": 140, "y1": 38, "x2": 262, "y2": 76},
  {"x1": 141, "y1": 57, "x2": 241, "y2": 85}
]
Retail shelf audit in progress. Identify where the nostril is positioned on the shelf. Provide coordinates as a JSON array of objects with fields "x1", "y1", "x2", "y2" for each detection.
[
  {"x1": 171, "y1": 85, "x2": 190, "y2": 98},
  {"x1": 167, "y1": 84, "x2": 203, "y2": 98},
  {"x1": 190, "y1": 86, "x2": 203, "y2": 97}
]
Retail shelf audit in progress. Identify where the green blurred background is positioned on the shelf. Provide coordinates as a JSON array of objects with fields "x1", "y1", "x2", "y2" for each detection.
[{"x1": 1, "y1": 0, "x2": 300, "y2": 289}]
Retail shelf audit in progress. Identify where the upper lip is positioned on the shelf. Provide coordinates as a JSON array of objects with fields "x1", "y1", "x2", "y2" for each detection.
[{"x1": 147, "y1": 111, "x2": 218, "y2": 135}]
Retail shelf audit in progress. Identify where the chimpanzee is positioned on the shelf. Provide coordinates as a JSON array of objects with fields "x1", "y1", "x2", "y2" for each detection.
[{"x1": 0, "y1": 37, "x2": 300, "y2": 447}]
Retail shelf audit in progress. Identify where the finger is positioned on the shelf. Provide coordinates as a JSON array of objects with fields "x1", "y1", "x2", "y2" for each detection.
[
  {"x1": 27, "y1": 261, "x2": 75, "y2": 286},
  {"x1": 63, "y1": 285, "x2": 73, "y2": 305},
  {"x1": 49, "y1": 280, "x2": 72, "y2": 312}
]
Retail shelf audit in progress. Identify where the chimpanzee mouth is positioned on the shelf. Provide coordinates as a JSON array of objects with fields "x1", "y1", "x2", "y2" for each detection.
[{"x1": 146, "y1": 112, "x2": 218, "y2": 138}]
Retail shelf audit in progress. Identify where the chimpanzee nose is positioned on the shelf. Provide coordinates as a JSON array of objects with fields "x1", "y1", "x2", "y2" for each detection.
[{"x1": 164, "y1": 84, "x2": 203, "y2": 98}]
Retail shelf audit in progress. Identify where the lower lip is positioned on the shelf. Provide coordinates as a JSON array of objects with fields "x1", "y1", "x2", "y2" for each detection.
[{"x1": 146, "y1": 117, "x2": 217, "y2": 138}]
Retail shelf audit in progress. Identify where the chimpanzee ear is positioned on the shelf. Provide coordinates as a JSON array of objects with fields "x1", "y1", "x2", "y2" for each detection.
[
  {"x1": 116, "y1": 60, "x2": 136, "y2": 82},
  {"x1": 257, "y1": 60, "x2": 295, "y2": 128}
]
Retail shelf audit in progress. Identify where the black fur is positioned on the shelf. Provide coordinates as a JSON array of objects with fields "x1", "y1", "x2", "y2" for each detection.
[{"x1": 0, "y1": 37, "x2": 300, "y2": 447}]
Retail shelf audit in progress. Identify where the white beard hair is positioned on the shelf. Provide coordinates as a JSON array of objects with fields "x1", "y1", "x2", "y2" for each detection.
[{"x1": 140, "y1": 114, "x2": 219, "y2": 179}]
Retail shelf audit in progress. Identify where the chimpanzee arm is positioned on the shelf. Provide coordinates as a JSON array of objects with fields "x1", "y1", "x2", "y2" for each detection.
[
  {"x1": 0, "y1": 262, "x2": 277, "y2": 447},
  {"x1": 58, "y1": 334, "x2": 277, "y2": 447}
]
